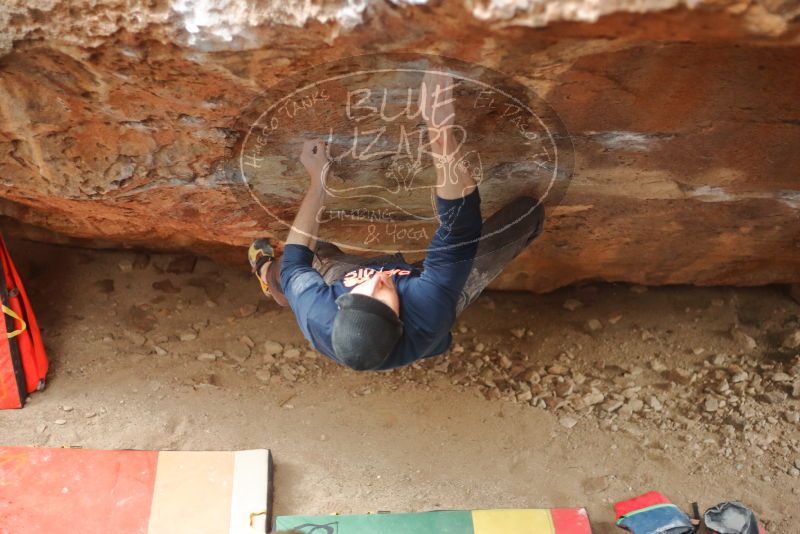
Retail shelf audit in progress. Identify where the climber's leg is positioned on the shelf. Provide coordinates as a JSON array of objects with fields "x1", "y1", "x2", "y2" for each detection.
[{"x1": 454, "y1": 197, "x2": 544, "y2": 316}]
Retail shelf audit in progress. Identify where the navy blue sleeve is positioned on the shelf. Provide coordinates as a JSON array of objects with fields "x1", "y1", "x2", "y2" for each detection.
[
  {"x1": 418, "y1": 188, "x2": 482, "y2": 305},
  {"x1": 280, "y1": 244, "x2": 329, "y2": 338},
  {"x1": 280, "y1": 244, "x2": 320, "y2": 291}
]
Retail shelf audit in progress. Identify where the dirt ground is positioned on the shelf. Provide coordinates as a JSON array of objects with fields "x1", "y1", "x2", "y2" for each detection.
[{"x1": 1, "y1": 239, "x2": 798, "y2": 533}]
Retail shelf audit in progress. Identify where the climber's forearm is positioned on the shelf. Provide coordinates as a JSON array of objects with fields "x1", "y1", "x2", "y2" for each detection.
[{"x1": 285, "y1": 182, "x2": 326, "y2": 249}]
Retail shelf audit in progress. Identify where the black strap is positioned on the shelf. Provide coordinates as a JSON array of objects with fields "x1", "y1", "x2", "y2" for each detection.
[{"x1": 691, "y1": 502, "x2": 702, "y2": 533}]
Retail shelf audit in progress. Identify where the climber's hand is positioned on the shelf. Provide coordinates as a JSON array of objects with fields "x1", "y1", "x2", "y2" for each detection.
[{"x1": 300, "y1": 139, "x2": 330, "y2": 187}]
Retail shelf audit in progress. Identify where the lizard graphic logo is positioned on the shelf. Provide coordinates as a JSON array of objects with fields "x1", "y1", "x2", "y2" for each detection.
[{"x1": 230, "y1": 53, "x2": 573, "y2": 262}]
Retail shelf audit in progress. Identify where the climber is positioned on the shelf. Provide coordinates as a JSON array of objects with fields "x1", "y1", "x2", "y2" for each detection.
[{"x1": 248, "y1": 69, "x2": 544, "y2": 371}]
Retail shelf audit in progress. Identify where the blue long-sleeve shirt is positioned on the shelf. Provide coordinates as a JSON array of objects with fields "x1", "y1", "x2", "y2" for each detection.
[{"x1": 280, "y1": 189, "x2": 482, "y2": 370}]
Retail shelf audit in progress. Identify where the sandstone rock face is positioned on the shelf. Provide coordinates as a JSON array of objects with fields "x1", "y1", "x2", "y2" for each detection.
[{"x1": 1, "y1": 0, "x2": 799, "y2": 291}]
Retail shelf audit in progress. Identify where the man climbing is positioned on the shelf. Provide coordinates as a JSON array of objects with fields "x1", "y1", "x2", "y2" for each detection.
[{"x1": 248, "y1": 70, "x2": 544, "y2": 371}]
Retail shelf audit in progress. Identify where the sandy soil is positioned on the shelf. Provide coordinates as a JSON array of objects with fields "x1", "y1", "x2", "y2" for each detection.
[{"x1": 1, "y1": 239, "x2": 798, "y2": 533}]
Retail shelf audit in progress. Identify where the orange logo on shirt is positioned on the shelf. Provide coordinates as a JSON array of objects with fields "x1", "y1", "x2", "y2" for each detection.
[{"x1": 342, "y1": 267, "x2": 413, "y2": 288}]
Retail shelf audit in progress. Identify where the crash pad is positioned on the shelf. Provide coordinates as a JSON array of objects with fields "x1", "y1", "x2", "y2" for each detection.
[
  {"x1": 275, "y1": 507, "x2": 592, "y2": 533},
  {"x1": 0, "y1": 446, "x2": 272, "y2": 533}
]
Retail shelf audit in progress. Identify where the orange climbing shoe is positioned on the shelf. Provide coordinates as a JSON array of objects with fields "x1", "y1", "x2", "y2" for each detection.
[{"x1": 248, "y1": 238, "x2": 275, "y2": 298}]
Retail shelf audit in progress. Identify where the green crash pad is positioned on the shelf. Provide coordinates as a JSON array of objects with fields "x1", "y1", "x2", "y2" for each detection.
[{"x1": 275, "y1": 507, "x2": 592, "y2": 533}]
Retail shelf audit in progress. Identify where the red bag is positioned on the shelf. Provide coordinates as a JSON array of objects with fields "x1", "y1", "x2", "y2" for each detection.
[
  {"x1": 614, "y1": 491, "x2": 672, "y2": 520},
  {"x1": 0, "y1": 235, "x2": 47, "y2": 409}
]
